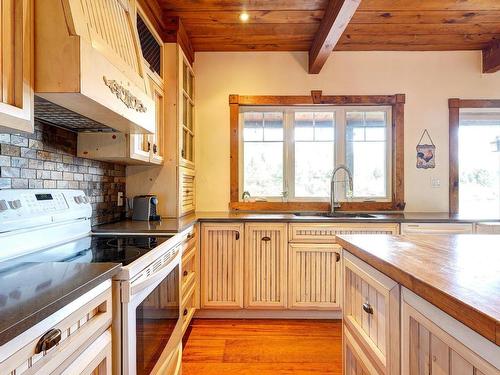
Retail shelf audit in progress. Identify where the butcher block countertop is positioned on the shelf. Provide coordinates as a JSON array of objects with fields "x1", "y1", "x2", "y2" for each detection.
[{"x1": 336, "y1": 234, "x2": 500, "y2": 345}]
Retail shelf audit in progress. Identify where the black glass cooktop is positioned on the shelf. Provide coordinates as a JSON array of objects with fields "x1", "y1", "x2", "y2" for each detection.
[{"x1": 11, "y1": 235, "x2": 172, "y2": 266}]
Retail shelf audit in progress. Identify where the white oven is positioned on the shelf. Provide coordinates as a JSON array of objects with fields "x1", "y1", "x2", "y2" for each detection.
[{"x1": 116, "y1": 242, "x2": 183, "y2": 375}]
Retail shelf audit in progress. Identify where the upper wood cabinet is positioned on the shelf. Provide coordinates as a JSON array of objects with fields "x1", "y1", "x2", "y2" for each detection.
[
  {"x1": 244, "y1": 223, "x2": 288, "y2": 309},
  {"x1": 201, "y1": 223, "x2": 244, "y2": 309},
  {"x1": 0, "y1": 0, "x2": 34, "y2": 133},
  {"x1": 180, "y1": 60, "x2": 195, "y2": 168},
  {"x1": 165, "y1": 43, "x2": 195, "y2": 170},
  {"x1": 35, "y1": 0, "x2": 155, "y2": 134}
]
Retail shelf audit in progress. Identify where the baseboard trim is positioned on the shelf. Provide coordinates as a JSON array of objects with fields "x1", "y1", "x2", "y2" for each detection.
[{"x1": 194, "y1": 309, "x2": 342, "y2": 319}]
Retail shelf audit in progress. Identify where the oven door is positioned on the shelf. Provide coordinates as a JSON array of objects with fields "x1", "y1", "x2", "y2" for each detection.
[{"x1": 121, "y1": 250, "x2": 182, "y2": 375}]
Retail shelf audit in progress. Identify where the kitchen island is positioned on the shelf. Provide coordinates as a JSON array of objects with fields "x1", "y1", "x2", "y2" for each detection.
[{"x1": 337, "y1": 234, "x2": 500, "y2": 374}]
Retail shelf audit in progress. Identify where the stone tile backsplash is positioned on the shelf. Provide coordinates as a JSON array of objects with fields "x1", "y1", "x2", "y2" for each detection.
[{"x1": 0, "y1": 121, "x2": 125, "y2": 225}]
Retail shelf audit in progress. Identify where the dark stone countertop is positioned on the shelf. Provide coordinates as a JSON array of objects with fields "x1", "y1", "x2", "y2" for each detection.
[
  {"x1": 0, "y1": 262, "x2": 120, "y2": 346},
  {"x1": 92, "y1": 212, "x2": 499, "y2": 234}
]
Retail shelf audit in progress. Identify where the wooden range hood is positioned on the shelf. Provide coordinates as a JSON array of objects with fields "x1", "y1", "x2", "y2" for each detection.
[{"x1": 34, "y1": 0, "x2": 154, "y2": 134}]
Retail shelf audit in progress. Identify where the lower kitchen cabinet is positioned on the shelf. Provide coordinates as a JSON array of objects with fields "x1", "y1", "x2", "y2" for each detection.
[
  {"x1": 401, "y1": 289, "x2": 499, "y2": 375},
  {"x1": 201, "y1": 223, "x2": 244, "y2": 309},
  {"x1": 343, "y1": 251, "x2": 400, "y2": 375},
  {"x1": 0, "y1": 281, "x2": 112, "y2": 374},
  {"x1": 344, "y1": 325, "x2": 382, "y2": 375},
  {"x1": 288, "y1": 243, "x2": 341, "y2": 310},
  {"x1": 244, "y1": 223, "x2": 288, "y2": 309}
]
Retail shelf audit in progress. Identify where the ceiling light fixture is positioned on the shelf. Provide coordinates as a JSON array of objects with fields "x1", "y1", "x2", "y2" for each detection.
[{"x1": 239, "y1": 12, "x2": 250, "y2": 22}]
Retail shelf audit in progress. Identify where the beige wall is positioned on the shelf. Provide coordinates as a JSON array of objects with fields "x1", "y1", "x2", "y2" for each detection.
[{"x1": 194, "y1": 51, "x2": 500, "y2": 212}]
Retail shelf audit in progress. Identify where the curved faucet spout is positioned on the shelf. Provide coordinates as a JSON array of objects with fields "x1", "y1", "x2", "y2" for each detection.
[{"x1": 330, "y1": 165, "x2": 353, "y2": 214}]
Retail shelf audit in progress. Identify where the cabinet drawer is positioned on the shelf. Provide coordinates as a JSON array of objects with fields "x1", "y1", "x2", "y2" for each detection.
[
  {"x1": 60, "y1": 329, "x2": 112, "y2": 375},
  {"x1": 401, "y1": 222, "x2": 473, "y2": 235},
  {"x1": 289, "y1": 223, "x2": 399, "y2": 243},
  {"x1": 181, "y1": 244, "x2": 196, "y2": 295},
  {"x1": 344, "y1": 325, "x2": 383, "y2": 375},
  {"x1": 343, "y1": 251, "x2": 400, "y2": 374},
  {"x1": 179, "y1": 166, "x2": 195, "y2": 216},
  {"x1": 0, "y1": 283, "x2": 112, "y2": 375},
  {"x1": 181, "y1": 282, "x2": 196, "y2": 334}
]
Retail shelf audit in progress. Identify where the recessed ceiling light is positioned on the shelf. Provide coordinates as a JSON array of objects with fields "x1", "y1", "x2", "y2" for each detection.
[{"x1": 239, "y1": 12, "x2": 250, "y2": 22}]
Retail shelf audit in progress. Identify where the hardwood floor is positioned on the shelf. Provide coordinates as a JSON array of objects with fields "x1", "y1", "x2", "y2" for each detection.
[{"x1": 182, "y1": 319, "x2": 343, "y2": 375}]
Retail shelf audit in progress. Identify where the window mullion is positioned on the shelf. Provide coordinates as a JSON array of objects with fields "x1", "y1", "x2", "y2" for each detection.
[
  {"x1": 336, "y1": 109, "x2": 347, "y2": 201},
  {"x1": 284, "y1": 110, "x2": 294, "y2": 201}
]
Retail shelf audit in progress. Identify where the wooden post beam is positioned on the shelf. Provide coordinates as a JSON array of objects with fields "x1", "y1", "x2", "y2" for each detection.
[
  {"x1": 482, "y1": 41, "x2": 500, "y2": 74},
  {"x1": 308, "y1": 0, "x2": 361, "y2": 74}
]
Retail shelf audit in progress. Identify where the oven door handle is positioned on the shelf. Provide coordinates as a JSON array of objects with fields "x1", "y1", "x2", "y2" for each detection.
[{"x1": 123, "y1": 250, "x2": 181, "y2": 302}]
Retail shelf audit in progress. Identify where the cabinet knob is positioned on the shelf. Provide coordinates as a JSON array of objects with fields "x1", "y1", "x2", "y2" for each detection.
[
  {"x1": 362, "y1": 303, "x2": 373, "y2": 315},
  {"x1": 147, "y1": 142, "x2": 151, "y2": 152},
  {"x1": 153, "y1": 144, "x2": 158, "y2": 154},
  {"x1": 183, "y1": 270, "x2": 188, "y2": 277},
  {"x1": 335, "y1": 253, "x2": 341, "y2": 262},
  {"x1": 235, "y1": 231, "x2": 240, "y2": 240},
  {"x1": 183, "y1": 308, "x2": 188, "y2": 316},
  {"x1": 35, "y1": 329, "x2": 62, "y2": 354},
  {"x1": 261, "y1": 236, "x2": 271, "y2": 242}
]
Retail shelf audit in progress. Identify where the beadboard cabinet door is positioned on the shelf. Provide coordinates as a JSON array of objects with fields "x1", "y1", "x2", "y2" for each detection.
[
  {"x1": 402, "y1": 300, "x2": 498, "y2": 375},
  {"x1": 244, "y1": 223, "x2": 288, "y2": 309},
  {"x1": 288, "y1": 243, "x2": 341, "y2": 310},
  {"x1": 201, "y1": 223, "x2": 244, "y2": 309},
  {"x1": 0, "y1": 0, "x2": 34, "y2": 133}
]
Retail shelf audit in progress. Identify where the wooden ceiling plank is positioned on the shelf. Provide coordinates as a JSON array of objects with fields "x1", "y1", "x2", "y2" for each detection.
[
  {"x1": 357, "y1": 0, "x2": 500, "y2": 11},
  {"x1": 338, "y1": 33, "x2": 498, "y2": 45},
  {"x1": 344, "y1": 23, "x2": 500, "y2": 35},
  {"x1": 158, "y1": 0, "x2": 329, "y2": 11},
  {"x1": 350, "y1": 10, "x2": 500, "y2": 24},
  {"x1": 165, "y1": 10, "x2": 325, "y2": 24},
  {"x1": 336, "y1": 43, "x2": 486, "y2": 51},
  {"x1": 185, "y1": 23, "x2": 320, "y2": 37},
  {"x1": 309, "y1": 0, "x2": 362, "y2": 74},
  {"x1": 483, "y1": 41, "x2": 500, "y2": 73}
]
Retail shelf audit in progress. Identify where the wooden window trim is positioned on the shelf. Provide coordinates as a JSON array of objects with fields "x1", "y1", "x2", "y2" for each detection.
[
  {"x1": 229, "y1": 92, "x2": 406, "y2": 212},
  {"x1": 448, "y1": 98, "x2": 500, "y2": 214}
]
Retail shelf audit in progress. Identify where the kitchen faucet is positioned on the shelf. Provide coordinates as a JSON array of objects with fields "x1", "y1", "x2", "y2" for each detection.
[{"x1": 330, "y1": 165, "x2": 353, "y2": 215}]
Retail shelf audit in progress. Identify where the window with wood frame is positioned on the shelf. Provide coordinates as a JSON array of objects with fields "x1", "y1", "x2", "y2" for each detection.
[
  {"x1": 230, "y1": 93, "x2": 405, "y2": 212},
  {"x1": 449, "y1": 99, "x2": 500, "y2": 217}
]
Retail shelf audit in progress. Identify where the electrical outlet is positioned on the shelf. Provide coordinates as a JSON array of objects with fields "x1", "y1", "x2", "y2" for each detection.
[
  {"x1": 117, "y1": 192, "x2": 124, "y2": 206},
  {"x1": 431, "y1": 177, "x2": 441, "y2": 188}
]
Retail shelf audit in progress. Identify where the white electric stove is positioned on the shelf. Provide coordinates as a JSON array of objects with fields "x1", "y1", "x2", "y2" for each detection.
[{"x1": 0, "y1": 189, "x2": 186, "y2": 375}]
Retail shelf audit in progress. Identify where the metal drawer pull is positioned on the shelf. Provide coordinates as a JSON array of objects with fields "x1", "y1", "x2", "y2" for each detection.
[
  {"x1": 183, "y1": 308, "x2": 188, "y2": 316},
  {"x1": 261, "y1": 236, "x2": 271, "y2": 242},
  {"x1": 335, "y1": 252, "x2": 340, "y2": 262},
  {"x1": 235, "y1": 231, "x2": 240, "y2": 240},
  {"x1": 362, "y1": 303, "x2": 374, "y2": 315},
  {"x1": 35, "y1": 329, "x2": 62, "y2": 354}
]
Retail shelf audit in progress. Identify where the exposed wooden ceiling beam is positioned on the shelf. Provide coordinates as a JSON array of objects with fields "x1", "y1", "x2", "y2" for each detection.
[
  {"x1": 163, "y1": 16, "x2": 195, "y2": 64},
  {"x1": 308, "y1": 0, "x2": 361, "y2": 74},
  {"x1": 482, "y1": 41, "x2": 500, "y2": 73}
]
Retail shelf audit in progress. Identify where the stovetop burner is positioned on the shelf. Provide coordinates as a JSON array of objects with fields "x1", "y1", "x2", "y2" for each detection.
[{"x1": 9, "y1": 235, "x2": 172, "y2": 266}]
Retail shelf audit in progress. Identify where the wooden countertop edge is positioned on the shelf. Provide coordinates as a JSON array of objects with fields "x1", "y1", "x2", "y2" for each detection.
[{"x1": 336, "y1": 237, "x2": 499, "y2": 346}]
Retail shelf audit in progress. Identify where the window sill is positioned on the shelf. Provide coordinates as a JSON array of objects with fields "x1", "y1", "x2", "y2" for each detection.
[{"x1": 230, "y1": 201, "x2": 405, "y2": 212}]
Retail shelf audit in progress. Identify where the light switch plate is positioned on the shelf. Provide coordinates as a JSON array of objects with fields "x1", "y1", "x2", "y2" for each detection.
[{"x1": 431, "y1": 177, "x2": 441, "y2": 188}]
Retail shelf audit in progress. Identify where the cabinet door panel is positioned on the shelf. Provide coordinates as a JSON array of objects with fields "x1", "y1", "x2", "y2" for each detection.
[
  {"x1": 0, "y1": 0, "x2": 33, "y2": 133},
  {"x1": 244, "y1": 223, "x2": 287, "y2": 309},
  {"x1": 402, "y1": 301, "x2": 499, "y2": 375},
  {"x1": 201, "y1": 223, "x2": 244, "y2": 309},
  {"x1": 288, "y1": 243, "x2": 341, "y2": 310}
]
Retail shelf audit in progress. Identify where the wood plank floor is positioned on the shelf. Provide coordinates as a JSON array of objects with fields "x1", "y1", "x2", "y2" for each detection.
[{"x1": 182, "y1": 319, "x2": 343, "y2": 375}]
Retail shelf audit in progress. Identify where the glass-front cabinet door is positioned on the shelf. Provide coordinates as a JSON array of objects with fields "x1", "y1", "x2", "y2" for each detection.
[{"x1": 180, "y1": 59, "x2": 195, "y2": 168}]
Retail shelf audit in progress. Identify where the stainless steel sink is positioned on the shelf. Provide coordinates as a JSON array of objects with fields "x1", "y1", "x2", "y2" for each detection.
[{"x1": 293, "y1": 212, "x2": 376, "y2": 218}]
